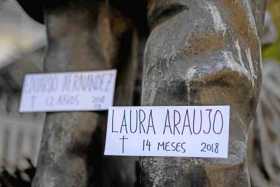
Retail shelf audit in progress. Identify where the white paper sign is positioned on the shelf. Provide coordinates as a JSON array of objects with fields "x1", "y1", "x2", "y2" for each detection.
[
  {"x1": 105, "y1": 106, "x2": 230, "y2": 158},
  {"x1": 20, "y1": 70, "x2": 117, "y2": 112}
]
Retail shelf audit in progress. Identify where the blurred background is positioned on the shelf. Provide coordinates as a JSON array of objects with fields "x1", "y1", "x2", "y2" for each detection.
[
  {"x1": 0, "y1": 0, "x2": 279, "y2": 186},
  {"x1": 0, "y1": 0, "x2": 45, "y2": 186}
]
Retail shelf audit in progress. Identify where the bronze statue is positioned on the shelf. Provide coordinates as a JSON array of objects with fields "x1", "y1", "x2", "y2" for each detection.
[
  {"x1": 141, "y1": 0, "x2": 266, "y2": 186},
  {"x1": 15, "y1": 0, "x2": 267, "y2": 186}
]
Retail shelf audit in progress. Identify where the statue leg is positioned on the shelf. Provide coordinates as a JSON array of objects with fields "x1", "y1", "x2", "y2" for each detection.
[
  {"x1": 140, "y1": 0, "x2": 265, "y2": 186},
  {"x1": 32, "y1": 1, "x2": 138, "y2": 187}
]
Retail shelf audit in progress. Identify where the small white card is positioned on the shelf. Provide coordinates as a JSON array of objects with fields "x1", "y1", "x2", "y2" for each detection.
[
  {"x1": 105, "y1": 106, "x2": 230, "y2": 158},
  {"x1": 20, "y1": 70, "x2": 117, "y2": 112}
]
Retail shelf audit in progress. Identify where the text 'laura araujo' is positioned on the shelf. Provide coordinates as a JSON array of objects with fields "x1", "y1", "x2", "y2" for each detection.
[{"x1": 104, "y1": 106, "x2": 230, "y2": 158}]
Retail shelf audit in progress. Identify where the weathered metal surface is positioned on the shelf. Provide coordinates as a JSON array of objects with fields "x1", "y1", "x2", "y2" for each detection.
[
  {"x1": 140, "y1": 0, "x2": 266, "y2": 186},
  {"x1": 10, "y1": 0, "x2": 267, "y2": 186},
  {"x1": 31, "y1": 1, "x2": 139, "y2": 187}
]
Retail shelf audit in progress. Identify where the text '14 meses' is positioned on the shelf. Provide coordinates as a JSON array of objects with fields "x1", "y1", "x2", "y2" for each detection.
[{"x1": 104, "y1": 106, "x2": 230, "y2": 158}]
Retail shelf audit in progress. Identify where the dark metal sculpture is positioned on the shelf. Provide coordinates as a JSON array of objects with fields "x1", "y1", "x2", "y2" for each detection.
[
  {"x1": 14, "y1": 0, "x2": 266, "y2": 186},
  {"x1": 140, "y1": 0, "x2": 266, "y2": 186}
]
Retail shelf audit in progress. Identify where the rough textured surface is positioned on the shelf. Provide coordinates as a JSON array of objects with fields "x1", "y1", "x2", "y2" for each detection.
[
  {"x1": 32, "y1": 2, "x2": 140, "y2": 187},
  {"x1": 12, "y1": 0, "x2": 267, "y2": 186},
  {"x1": 140, "y1": 0, "x2": 266, "y2": 186}
]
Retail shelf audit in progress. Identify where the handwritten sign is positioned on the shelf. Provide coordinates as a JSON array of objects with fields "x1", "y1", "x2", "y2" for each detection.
[
  {"x1": 104, "y1": 106, "x2": 230, "y2": 158},
  {"x1": 20, "y1": 70, "x2": 117, "y2": 112}
]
